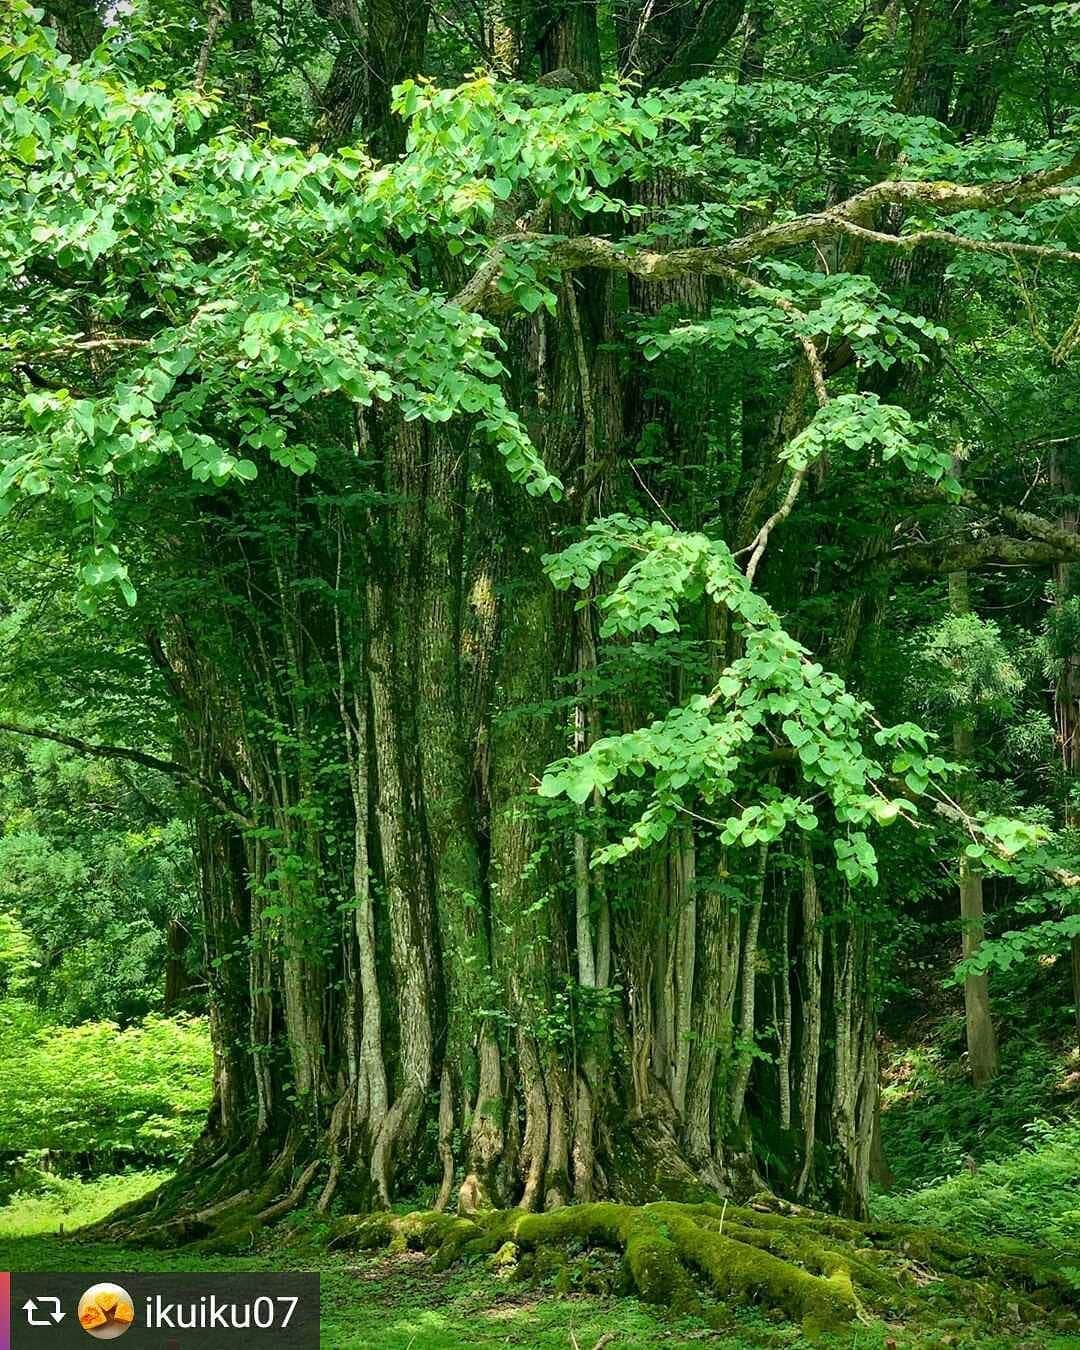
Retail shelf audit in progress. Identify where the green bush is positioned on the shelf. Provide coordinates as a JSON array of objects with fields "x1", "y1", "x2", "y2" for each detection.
[
  {"x1": 0, "y1": 1000, "x2": 211, "y2": 1169},
  {"x1": 873, "y1": 1120, "x2": 1080, "y2": 1254}
]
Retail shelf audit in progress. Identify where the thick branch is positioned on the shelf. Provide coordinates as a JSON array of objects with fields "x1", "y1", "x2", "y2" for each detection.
[
  {"x1": 896, "y1": 487, "x2": 1080, "y2": 573},
  {"x1": 897, "y1": 533, "x2": 1080, "y2": 573},
  {"x1": 828, "y1": 218, "x2": 1080, "y2": 267},
  {"x1": 29, "y1": 336, "x2": 150, "y2": 356},
  {"x1": 453, "y1": 162, "x2": 1080, "y2": 313},
  {"x1": 839, "y1": 159, "x2": 1080, "y2": 219},
  {"x1": 992, "y1": 498, "x2": 1080, "y2": 554}
]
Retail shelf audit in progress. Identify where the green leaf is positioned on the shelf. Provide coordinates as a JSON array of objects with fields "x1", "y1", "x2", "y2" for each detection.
[{"x1": 518, "y1": 286, "x2": 545, "y2": 314}]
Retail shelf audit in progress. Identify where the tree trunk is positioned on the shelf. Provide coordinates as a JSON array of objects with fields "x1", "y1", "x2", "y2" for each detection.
[
  {"x1": 1051, "y1": 444, "x2": 1080, "y2": 1051},
  {"x1": 163, "y1": 918, "x2": 190, "y2": 1013},
  {"x1": 948, "y1": 568, "x2": 999, "y2": 1088}
]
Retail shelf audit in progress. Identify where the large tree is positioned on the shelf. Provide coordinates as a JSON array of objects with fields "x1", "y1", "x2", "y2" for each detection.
[{"x1": 1, "y1": 0, "x2": 1079, "y2": 1319}]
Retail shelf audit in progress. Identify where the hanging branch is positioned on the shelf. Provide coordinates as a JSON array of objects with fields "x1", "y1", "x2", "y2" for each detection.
[{"x1": 0, "y1": 719, "x2": 255, "y2": 829}]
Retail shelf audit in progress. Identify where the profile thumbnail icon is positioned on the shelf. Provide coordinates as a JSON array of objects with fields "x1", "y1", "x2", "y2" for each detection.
[{"x1": 77, "y1": 1285, "x2": 135, "y2": 1339}]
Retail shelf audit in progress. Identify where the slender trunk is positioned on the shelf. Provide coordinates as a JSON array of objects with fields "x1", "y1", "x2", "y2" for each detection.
[
  {"x1": 729, "y1": 847, "x2": 767, "y2": 1125},
  {"x1": 794, "y1": 839, "x2": 823, "y2": 1197},
  {"x1": 670, "y1": 827, "x2": 697, "y2": 1115},
  {"x1": 571, "y1": 602, "x2": 607, "y2": 1201},
  {"x1": 773, "y1": 891, "x2": 792, "y2": 1133},
  {"x1": 827, "y1": 917, "x2": 876, "y2": 1217},
  {"x1": 683, "y1": 858, "x2": 739, "y2": 1185},
  {"x1": 367, "y1": 555, "x2": 436, "y2": 1201},
  {"x1": 1051, "y1": 445, "x2": 1080, "y2": 1051},
  {"x1": 948, "y1": 569, "x2": 999, "y2": 1088}
]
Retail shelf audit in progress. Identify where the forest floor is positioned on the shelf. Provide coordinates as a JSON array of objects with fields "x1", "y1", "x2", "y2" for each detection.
[
  {"x1": 0, "y1": 1171, "x2": 1077, "y2": 1349},
  {"x1": 1, "y1": 962, "x2": 1076, "y2": 1349}
]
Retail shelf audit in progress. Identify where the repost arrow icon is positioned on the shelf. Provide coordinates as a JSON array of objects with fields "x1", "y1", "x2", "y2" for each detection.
[{"x1": 22, "y1": 1296, "x2": 65, "y2": 1325}]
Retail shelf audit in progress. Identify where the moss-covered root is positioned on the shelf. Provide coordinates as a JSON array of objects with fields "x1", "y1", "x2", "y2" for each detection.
[
  {"x1": 621, "y1": 1211, "x2": 702, "y2": 1315},
  {"x1": 719, "y1": 1197, "x2": 1075, "y2": 1301},
  {"x1": 330, "y1": 1209, "x2": 475, "y2": 1256},
  {"x1": 655, "y1": 1209, "x2": 854, "y2": 1334},
  {"x1": 330, "y1": 1202, "x2": 856, "y2": 1333}
]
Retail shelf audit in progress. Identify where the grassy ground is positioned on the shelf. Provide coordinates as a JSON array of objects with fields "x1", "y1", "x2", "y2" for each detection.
[
  {"x1": 0, "y1": 1170, "x2": 172, "y2": 1238},
  {"x1": 0, "y1": 1174, "x2": 1077, "y2": 1349}
]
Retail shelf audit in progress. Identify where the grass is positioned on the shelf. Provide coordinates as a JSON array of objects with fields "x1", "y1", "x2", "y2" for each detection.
[
  {"x1": 0, "y1": 1228, "x2": 686, "y2": 1349},
  {"x1": 0, "y1": 1168, "x2": 171, "y2": 1238},
  {"x1": 0, "y1": 1175, "x2": 1078, "y2": 1349},
  {"x1": 0, "y1": 1198, "x2": 765, "y2": 1349}
]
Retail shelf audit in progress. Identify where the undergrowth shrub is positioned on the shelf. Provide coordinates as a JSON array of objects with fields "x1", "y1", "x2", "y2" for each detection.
[
  {"x1": 873, "y1": 1120, "x2": 1080, "y2": 1254},
  {"x1": 0, "y1": 999, "x2": 211, "y2": 1175},
  {"x1": 880, "y1": 1020, "x2": 1074, "y2": 1187}
]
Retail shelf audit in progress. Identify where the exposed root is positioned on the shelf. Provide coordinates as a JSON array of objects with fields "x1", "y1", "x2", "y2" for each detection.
[
  {"x1": 316, "y1": 1162, "x2": 340, "y2": 1213},
  {"x1": 330, "y1": 1198, "x2": 1078, "y2": 1337},
  {"x1": 81, "y1": 1142, "x2": 1076, "y2": 1342},
  {"x1": 83, "y1": 1140, "x2": 325, "y2": 1252},
  {"x1": 253, "y1": 1158, "x2": 323, "y2": 1226}
]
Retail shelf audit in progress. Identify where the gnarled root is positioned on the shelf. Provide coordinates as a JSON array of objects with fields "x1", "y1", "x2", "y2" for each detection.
[
  {"x1": 85, "y1": 1140, "x2": 324, "y2": 1251},
  {"x1": 331, "y1": 1202, "x2": 854, "y2": 1332},
  {"x1": 330, "y1": 1197, "x2": 1077, "y2": 1337}
]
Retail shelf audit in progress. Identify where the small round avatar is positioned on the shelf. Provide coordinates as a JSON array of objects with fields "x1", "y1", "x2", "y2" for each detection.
[{"x1": 77, "y1": 1284, "x2": 135, "y2": 1339}]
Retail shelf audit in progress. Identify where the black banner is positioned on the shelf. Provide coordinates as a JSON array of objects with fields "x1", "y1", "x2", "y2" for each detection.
[{"x1": 9, "y1": 1274, "x2": 319, "y2": 1350}]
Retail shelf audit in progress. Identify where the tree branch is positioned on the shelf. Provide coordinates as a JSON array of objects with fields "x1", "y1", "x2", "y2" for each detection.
[
  {"x1": 0, "y1": 719, "x2": 254, "y2": 829},
  {"x1": 714, "y1": 271, "x2": 829, "y2": 583},
  {"x1": 992, "y1": 498, "x2": 1080, "y2": 555},
  {"x1": 926, "y1": 795, "x2": 1080, "y2": 890},
  {"x1": 453, "y1": 161, "x2": 1080, "y2": 313},
  {"x1": 896, "y1": 533, "x2": 1080, "y2": 574},
  {"x1": 194, "y1": 0, "x2": 226, "y2": 91},
  {"x1": 827, "y1": 218, "x2": 1080, "y2": 267}
]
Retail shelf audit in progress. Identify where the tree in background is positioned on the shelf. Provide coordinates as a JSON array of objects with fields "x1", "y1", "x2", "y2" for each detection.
[{"x1": 0, "y1": 518, "x2": 198, "y2": 1021}]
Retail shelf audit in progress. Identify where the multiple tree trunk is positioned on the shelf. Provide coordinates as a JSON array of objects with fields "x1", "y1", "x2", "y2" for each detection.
[
  {"x1": 91, "y1": 0, "x2": 900, "y2": 1225},
  {"x1": 38, "y1": 0, "x2": 1076, "y2": 1234}
]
